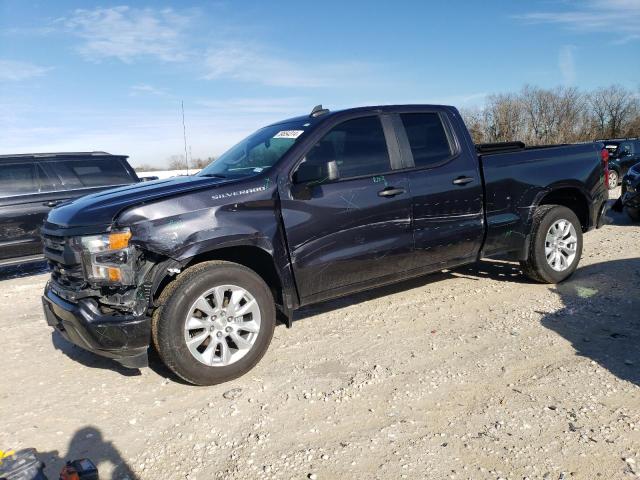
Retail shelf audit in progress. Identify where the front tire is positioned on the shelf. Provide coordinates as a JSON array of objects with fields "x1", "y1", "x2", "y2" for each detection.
[
  {"x1": 520, "y1": 205, "x2": 583, "y2": 284},
  {"x1": 152, "y1": 261, "x2": 276, "y2": 386}
]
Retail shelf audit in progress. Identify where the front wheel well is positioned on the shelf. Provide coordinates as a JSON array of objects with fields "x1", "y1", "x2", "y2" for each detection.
[
  {"x1": 538, "y1": 188, "x2": 590, "y2": 231},
  {"x1": 180, "y1": 246, "x2": 283, "y2": 306},
  {"x1": 151, "y1": 246, "x2": 284, "y2": 312}
]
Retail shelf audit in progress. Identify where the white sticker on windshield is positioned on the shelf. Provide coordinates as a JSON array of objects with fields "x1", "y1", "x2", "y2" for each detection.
[{"x1": 273, "y1": 130, "x2": 304, "y2": 139}]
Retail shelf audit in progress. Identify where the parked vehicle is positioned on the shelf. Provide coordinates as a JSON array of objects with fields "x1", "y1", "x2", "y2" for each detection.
[
  {"x1": 612, "y1": 161, "x2": 640, "y2": 221},
  {"x1": 0, "y1": 152, "x2": 139, "y2": 266},
  {"x1": 600, "y1": 139, "x2": 640, "y2": 189},
  {"x1": 41, "y1": 105, "x2": 609, "y2": 385}
]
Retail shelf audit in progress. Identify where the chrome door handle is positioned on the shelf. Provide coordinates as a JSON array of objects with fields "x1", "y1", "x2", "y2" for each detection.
[
  {"x1": 378, "y1": 187, "x2": 406, "y2": 198},
  {"x1": 452, "y1": 176, "x2": 474, "y2": 186}
]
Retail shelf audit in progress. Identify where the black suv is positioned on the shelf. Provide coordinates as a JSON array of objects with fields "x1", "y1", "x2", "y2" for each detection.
[
  {"x1": 0, "y1": 152, "x2": 139, "y2": 266},
  {"x1": 602, "y1": 139, "x2": 640, "y2": 189}
]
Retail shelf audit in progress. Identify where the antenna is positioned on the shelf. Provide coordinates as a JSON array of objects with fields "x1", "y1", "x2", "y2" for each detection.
[
  {"x1": 181, "y1": 100, "x2": 190, "y2": 175},
  {"x1": 310, "y1": 104, "x2": 330, "y2": 117}
]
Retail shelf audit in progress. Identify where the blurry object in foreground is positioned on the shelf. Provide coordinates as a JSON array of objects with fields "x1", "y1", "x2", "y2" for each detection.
[
  {"x1": 0, "y1": 448, "x2": 45, "y2": 480},
  {"x1": 59, "y1": 459, "x2": 98, "y2": 480},
  {"x1": 0, "y1": 448, "x2": 98, "y2": 480}
]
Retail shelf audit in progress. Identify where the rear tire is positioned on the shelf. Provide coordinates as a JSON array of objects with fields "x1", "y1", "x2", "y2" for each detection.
[
  {"x1": 627, "y1": 206, "x2": 640, "y2": 222},
  {"x1": 520, "y1": 205, "x2": 583, "y2": 284},
  {"x1": 152, "y1": 261, "x2": 275, "y2": 386}
]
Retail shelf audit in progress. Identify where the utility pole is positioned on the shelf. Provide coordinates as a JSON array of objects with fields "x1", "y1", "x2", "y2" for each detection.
[{"x1": 181, "y1": 100, "x2": 190, "y2": 175}]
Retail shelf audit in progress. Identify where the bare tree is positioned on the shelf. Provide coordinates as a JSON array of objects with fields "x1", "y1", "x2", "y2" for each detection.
[
  {"x1": 168, "y1": 155, "x2": 187, "y2": 170},
  {"x1": 190, "y1": 157, "x2": 215, "y2": 169},
  {"x1": 460, "y1": 107, "x2": 486, "y2": 144},
  {"x1": 134, "y1": 163, "x2": 161, "y2": 172},
  {"x1": 461, "y1": 84, "x2": 639, "y2": 145},
  {"x1": 588, "y1": 85, "x2": 639, "y2": 138},
  {"x1": 483, "y1": 93, "x2": 525, "y2": 143}
]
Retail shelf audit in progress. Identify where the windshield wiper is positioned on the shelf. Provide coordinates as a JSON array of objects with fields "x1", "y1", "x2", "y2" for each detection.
[{"x1": 200, "y1": 173, "x2": 227, "y2": 178}]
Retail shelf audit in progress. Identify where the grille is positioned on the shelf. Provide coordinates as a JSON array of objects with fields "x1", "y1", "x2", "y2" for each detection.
[{"x1": 42, "y1": 234, "x2": 86, "y2": 290}]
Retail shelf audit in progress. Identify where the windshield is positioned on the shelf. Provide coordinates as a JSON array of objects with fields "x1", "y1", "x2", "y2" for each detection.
[{"x1": 198, "y1": 120, "x2": 310, "y2": 179}]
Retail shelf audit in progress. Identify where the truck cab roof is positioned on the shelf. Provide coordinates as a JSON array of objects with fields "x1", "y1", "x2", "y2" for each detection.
[{"x1": 0, "y1": 152, "x2": 128, "y2": 164}]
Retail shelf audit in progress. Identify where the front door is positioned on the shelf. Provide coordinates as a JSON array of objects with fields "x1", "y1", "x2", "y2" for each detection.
[{"x1": 279, "y1": 115, "x2": 413, "y2": 304}]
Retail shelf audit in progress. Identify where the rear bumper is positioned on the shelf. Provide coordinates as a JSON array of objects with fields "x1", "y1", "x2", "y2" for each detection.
[{"x1": 42, "y1": 282, "x2": 150, "y2": 368}]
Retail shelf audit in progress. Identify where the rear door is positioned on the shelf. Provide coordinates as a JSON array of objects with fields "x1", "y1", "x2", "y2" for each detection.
[
  {"x1": 0, "y1": 162, "x2": 61, "y2": 260},
  {"x1": 394, "y1": 111, "x2": 484, "y2": 267},
  {"x1": 279, "y1": 114, "x2": 414, "y2": 303}
]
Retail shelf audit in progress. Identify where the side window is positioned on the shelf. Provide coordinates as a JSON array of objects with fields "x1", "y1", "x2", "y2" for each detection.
[
  {"x1": 36, "y1": 164, "x2": 59, "y2": 193},
  {"x1": 303, "y1": 116, "x2": 391, "y2": 179},
  {"x1": 54, "y1": 159, "x2": 134, "y2": 188},
  {"x1": 400, "y1": 113, "x2": 453, "y2": 168},
  {"x1": 0, "y1": 163, "x2": 38, "y2": 196}
]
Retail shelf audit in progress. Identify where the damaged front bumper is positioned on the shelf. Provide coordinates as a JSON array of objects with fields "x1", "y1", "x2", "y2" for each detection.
[{"x1": 43, "y1": 282, "x2": 151, "y2": 368}]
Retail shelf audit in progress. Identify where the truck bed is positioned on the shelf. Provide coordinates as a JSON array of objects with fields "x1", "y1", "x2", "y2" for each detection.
[{"x1": 478, "y1": 141, "x2": 606, "y2": 259}]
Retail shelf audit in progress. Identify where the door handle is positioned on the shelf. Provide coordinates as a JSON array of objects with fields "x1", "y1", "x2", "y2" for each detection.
[
  {"x1": 43, "y1": 200, "x2": 62, "y2": 207},
  {"x1": 452, "y1": 176, "x2": 474, "y2": 186},
  {"x1": 378, "y1": 187, "x2": 406, "y2": 198}
]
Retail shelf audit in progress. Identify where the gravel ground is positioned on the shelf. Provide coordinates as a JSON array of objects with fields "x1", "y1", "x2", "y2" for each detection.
[{"x1": 1, "y1": 190, "x2": 638, "y2": 480}]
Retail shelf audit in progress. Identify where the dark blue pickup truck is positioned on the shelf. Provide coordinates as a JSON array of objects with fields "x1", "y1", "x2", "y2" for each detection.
[{"x1": 41, "y1": 104, "x2": 609, "y2": 385}]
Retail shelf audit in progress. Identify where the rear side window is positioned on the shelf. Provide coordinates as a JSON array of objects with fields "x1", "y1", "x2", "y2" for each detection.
[
  {"x1": 0, "y1": 163, "x2": 38, "y2": 196},
  {"x1": 305, "y1": 116, "x2": 391, "y2": 179},
  {"x1": 400, "y1": 113, "x2": 453, "y2": 168},
  {"x1": 54, "y1": 159, "x2": 133, "y2": 188}
]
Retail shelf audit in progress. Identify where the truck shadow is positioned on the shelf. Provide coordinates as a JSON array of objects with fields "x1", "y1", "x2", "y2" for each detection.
[
  {"x1": 51, "y1": 331, "x2": 143, "y2": 378},
  {"x1": 294, "y1": 259, "x2": 531, "y2": 321},
  {"x1": 602, "y1": 190, "x2": 639, "y2": 228},
  {"x1": 51, "y1": 330, "x2": 192, "y2": 384},
  {"x1": 540, "y1": 257, "x2": 640, "y2": 386},
  {"x1": 37, "y1": 425, "x2": 138, "y2": 479},
  {"x1": 605, "y1": 199, "x2": 636, "y2": 227}
]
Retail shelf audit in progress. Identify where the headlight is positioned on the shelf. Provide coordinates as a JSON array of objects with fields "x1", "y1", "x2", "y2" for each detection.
[{"x1": 78, "y1": 229, "x2": 136, "y2": 285}]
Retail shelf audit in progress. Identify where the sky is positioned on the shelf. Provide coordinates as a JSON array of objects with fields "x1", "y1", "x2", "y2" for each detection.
[{"x1": 1, "y1": 0, "x2": 639, "y2": 167}]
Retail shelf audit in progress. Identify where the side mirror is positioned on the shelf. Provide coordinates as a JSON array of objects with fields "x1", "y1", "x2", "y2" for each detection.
[
  {"x1": 292, "y1": 160, "x2": 340, "y2": 184},
  {"x1": 326, "y1": 160, "x2": 339, "y2": 181},
  {"x1": 291, "y1": 160, "x2": 340, "y2": 200}
]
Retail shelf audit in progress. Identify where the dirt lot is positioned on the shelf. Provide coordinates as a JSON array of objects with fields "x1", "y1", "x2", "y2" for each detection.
[{"x1": 1, "y1": 191, "x2": 639, "y2": 480}]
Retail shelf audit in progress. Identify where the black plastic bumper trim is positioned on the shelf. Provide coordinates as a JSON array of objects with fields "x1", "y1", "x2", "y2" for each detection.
[{"x1": 43, "y1": 283, "x2": 150, "y2": 368}]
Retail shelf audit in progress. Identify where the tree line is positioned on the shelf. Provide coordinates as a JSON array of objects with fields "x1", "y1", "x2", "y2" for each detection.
[
  {"x1": 136, "y1": 155, "x2": 214, "y2": 171},
  {"x1": 461, "y1": 84, "x2": 640, "y2": 145}
]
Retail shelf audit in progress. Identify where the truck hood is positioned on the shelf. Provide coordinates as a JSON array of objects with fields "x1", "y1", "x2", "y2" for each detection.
[{"x1": 46, "y1": 175, "x2": 232, "y2": 229}]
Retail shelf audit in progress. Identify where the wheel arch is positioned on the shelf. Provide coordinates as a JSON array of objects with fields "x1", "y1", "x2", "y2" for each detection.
[
  {"x1": 536, "y1": 186, "x2": 591, "y2": 232},
  {"x1": 150, "y1": 242, "x2": 297, "y2": 326}
]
